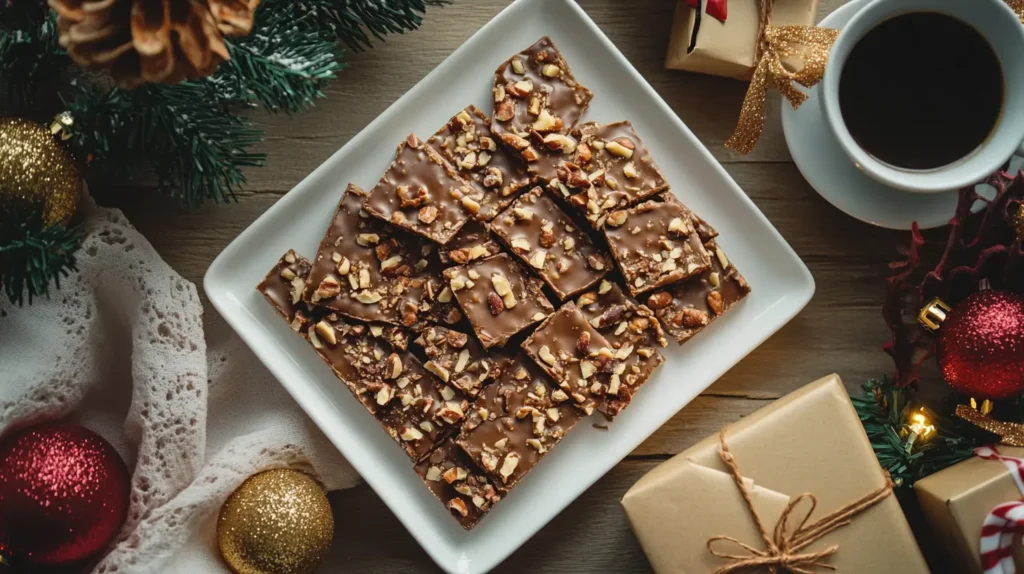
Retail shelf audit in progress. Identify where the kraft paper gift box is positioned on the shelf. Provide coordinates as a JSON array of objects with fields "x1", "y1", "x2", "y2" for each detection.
[
  {"x1": 665, "y1": 0, "x2": 820, "y2": 80},
  {"x1": 621, "y1": 373, "x2": 929, "y2": 573},
  {"x1": 916, "y1": 447, "x2": 1024, "y2": 574}
]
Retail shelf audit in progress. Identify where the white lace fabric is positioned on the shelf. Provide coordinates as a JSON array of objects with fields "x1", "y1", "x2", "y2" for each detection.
[{"x1": 0, "y1": 194, "x2": 358, "y2": 573}]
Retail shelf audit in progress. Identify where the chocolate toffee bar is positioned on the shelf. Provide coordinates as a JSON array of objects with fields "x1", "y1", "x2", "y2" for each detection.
[
  {"x1": 260, "y1": 251, "x2": 469, "y2": 461},
  {"x1": 428, "y1": 105, "x2": 530, "y2": 221},
  {"x1": 521, "y1": 302, "x2": 633, "y2": 416},
  {"x1": 257, "y1": 249, "x2": 320, "y2": 331},
  {"x1": 565, "y1": 121, "x2": 669, "y2": 226},
  {"x1": 602, "y1": 194, "x2": 711, "y2": 297},
  {"x1": 458, "y1": 353, "x2": 582, "y2": 491},
  {"x1": 438, "y1": 219, "x2": 503, "y2": 266},
  {"x1": 489, "y1": 186, "x2": 610, "y2": 300},
  {"x1": 491, "y1": 37, "x2": 593, "y2": 165},
  {"x1": 646, "y1": 240, "x2": 750, "y2": 344},
  {"x1": 414, "y1": 438, "x2": 502, "y2": 530},
  {"x1": 575, "y1": 279, "x2": 666, "y2": 415},
  {"x1": 413, "y1": 326, "x2": 500, "y2": 398},
  {"x1": 443, "y1": 253, "x2": 555, "y2": 348},
  {"x1": 374, "y1": 349, "x2": 472, "y2": 461},
  {"x1": 303, "y1": 184, "x2": 460, "y2": 330},
  {"x1": 364, "y1": 134, "x2": 478, "y2": 244}
]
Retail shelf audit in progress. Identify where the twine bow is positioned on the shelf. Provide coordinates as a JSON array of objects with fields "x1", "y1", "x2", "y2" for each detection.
[
  {"x1": 707, "y1": 431, "x2": 894, "y2": 574},
  {"x1": 724, "y1": 0, "x2": 838, "y2": 154}
]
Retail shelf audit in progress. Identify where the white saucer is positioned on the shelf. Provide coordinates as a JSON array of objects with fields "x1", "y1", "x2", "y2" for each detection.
[{"x1": 781, "y1": 0, "x2": 959, "y2": 230}]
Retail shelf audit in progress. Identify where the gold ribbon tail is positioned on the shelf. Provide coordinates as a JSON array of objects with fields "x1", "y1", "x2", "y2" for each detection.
[{"x1": 725, "y1": 25, "x2": 839, "y2": 154}]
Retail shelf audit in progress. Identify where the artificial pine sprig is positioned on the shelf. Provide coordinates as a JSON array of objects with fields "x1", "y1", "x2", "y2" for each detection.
[
  {"x1": 213, "y1": 0, "x2": 344, "y2": 113},
  {"x1": 853, "y1": 378, "x2": 978, "y2": 488},
  {"x1": 312, "y1": 0, "x2": 451, "y2": 51},
  {"x1": 0, "y1": 209, "x2": 80, "y2": 306}
]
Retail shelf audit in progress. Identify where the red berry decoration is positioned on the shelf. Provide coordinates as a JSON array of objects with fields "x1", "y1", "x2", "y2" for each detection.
[
  {"x1": 0, "y1": 423, "x2": 130, "y2": 567},
  {"x1": 937, "y1": 290, "x2": 1024, "y2": 400}
]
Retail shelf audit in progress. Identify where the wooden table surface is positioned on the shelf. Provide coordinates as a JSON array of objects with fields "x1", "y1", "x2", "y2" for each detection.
[{"x1": 100, "y1": 0, "x2": 943, "y2": 571}]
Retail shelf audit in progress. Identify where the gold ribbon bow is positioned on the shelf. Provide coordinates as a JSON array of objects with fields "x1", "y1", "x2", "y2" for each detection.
[
  {"x1": 724, "y1": 0, "x2": 838, "y2": 154},
  {"x1": 707, "y1": 431, "x2": 894, "y2": 573}
]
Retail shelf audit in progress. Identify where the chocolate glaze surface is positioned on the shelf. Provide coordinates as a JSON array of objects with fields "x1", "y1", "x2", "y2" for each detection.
[
  {"x1": 364, "y1": 134, "x2": 476, "y2": 244},
  {"x1": 490, "y1": 186, "x2": 610, "y2": 300},
  {"x1": 443, "y1": 253, "x2": 554, "y2": 348}
]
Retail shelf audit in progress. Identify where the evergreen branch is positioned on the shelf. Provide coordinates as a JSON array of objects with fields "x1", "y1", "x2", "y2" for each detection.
[
  {"x1": 311, "y1": 0, "x2": 451, "y2": 51},
  {"x1": 0, "y1": 11, "x2": 68, "y2": 106},
  {"x1": 0, "y1": 0, "x2": 50, "y2": 33},
  {"x1": 214, "y1": 0, "x2": 344, "y2": 113},
  {"x1": 853, "y1": 378, "x2": 978, "y2": 488},
  {"x1": 67, "y1": 82, "x2": 265, "y2": 209},
  {"x1": 0, "y1": 208, "x2": 80, "y2": 306}
]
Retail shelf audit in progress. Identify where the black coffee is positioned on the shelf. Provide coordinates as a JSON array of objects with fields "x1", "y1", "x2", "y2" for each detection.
[{"x1": 839, "y1": 12, "x2": 1003, "y2": 170}]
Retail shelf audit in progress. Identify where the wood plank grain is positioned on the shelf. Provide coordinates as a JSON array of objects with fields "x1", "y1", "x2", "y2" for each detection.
[{"x1": 44, "y1": 0, "x2": 963, "y2": 570}]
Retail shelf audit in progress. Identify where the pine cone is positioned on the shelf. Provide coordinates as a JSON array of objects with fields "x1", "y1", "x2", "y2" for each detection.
[{"x1": 49, "y1": 0, "x2": 260, "y2": 88}]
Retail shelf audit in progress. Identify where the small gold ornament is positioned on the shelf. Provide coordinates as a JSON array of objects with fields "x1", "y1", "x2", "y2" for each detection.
[
  {"x1": 0, "y1": 117, "x2": 81, "y2": 228},
  {"x1": 217, "y1": 469, "x2": 333, "y2": 574},
  {"x1": 49, "y1": 0, "x2": 261, "y2": 88}
]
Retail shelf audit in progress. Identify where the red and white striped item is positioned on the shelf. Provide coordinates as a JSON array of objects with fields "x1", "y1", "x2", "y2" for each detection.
[{"x1": 976, "y1": 445, "x2": 1024, "y2": 574}]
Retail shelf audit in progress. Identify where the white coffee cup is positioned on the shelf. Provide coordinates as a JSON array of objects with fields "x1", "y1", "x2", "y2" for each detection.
[{"x1": 820, "y1": 0, "x2": 1024, "y2": 194}]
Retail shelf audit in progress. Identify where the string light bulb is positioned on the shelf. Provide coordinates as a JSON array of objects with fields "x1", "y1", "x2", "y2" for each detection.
[{"x1": 903, "y1": 409, "x2": 935, "y2": 452}]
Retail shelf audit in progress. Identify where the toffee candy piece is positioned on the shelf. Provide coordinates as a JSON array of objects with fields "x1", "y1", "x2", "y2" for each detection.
[
  {"x1": 491, "y1": 37, "x2": 593, "y2": 161},
  {"x1": 439, "y1": 219, "x2": 503, "y2": 266},
  {"x1": 428, "y1": 105, "x2": 530, "y2": 221},
  {"x1": 575, "y1": 280, "x2": 667, "y2": 415},
  {"x1": 257, "y1": 249, "x2": 319, "y2": 331},
  {"x1": 374, "y1": 349, "x2": 472, "y2": 462},
  {"x1": 490, "y1": 186, "x2": 610, "y2": 300},
  {"x1": 564, "y1": 121, "x2": 669, "y2": 226},
  {"x1": 602, "y1": 194, "x2": 711, "y2": 297},
  {"x1": 414, "y1": 439, "x2": 502, "y2": 530},
  {"x1": 304, "y1": 315, "x2": 397, "y2": 415},
  {"x1": 364, "y1": 134, "x2": 478, "y2": 244},
  {"x1": 458, "y1": 353, "x2": 582, "y2": 491},
  {"x1": 521, "y1": 302, "x2": 629, "y2": 416},
  {"x1": 646, "y1": 240, "x2": 750, "y2": 344},
  {"x1": 303, "y1": 184, "x2": 460, "y2": 330},
  {"x1": 443, "y1": 253, "x2": 555, "y2": 348},
  {"x1": 413, "y1": 326, "x2": 500, "y2": 398}
]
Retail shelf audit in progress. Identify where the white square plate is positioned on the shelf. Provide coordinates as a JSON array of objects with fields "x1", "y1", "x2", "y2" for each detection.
[{"x1": 205, "y1": 0, "x2": 814, "y2": 571}]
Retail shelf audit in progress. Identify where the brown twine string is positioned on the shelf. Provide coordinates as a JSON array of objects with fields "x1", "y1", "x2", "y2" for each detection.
[{"x1": 707, "y1": 430, "x2": 894, "y2": 574}]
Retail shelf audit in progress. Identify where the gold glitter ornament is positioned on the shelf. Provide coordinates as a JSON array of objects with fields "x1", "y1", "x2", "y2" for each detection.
[
  {"x1": 217, "y1": 469, "x2": 334, "y2": 574},
  {"x1": 0, "y1": 117, "x2": 81, "y2": 227}
]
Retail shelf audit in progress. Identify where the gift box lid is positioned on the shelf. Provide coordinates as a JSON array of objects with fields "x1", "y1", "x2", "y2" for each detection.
[
  {"x1": 916, "y1": 446, "x2": 1024, "y2": 574},
  {"x1": 621, "y1": 373, "x2": 929, "y2": 573}
]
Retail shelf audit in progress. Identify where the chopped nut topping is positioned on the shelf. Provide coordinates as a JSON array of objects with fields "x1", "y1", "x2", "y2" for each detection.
[
  {"x1": 499, "y1": 453, "x2": 520, "y2": 481},
  {"x1": 541, "y1": 63, "x2": 560, "y2": 77},
  {"x1": 487, "y1": 292, "x2": 505, "y2": 315},
  {"x1": 356, "y1": 233, "x2": 381, "y2": 246},
  {"x1": 418, "y1": 205, "x2": 439, "y2": 224},
  {"x1": 425, "y1": 360, "x2": 451, "y2": 382},
  {"x1": 425, "y1": 466, "x2": 442, "y2": 481},
  {"x1": 376, "y1": 385, "x2": 395, "y2": 406},
  {"x1": 315, "y1": 276, "x2": 341, "y2": 300},
  {"x1": 511, "y1": 57, "x2": 526, "y2": 74},
  {"x1": 461, "y1": 195, "x2": 481, "y2": 215},
  {"x1": 447, "y1": 498, "x2": 469, "y2": 517},
  {"x1": 290, "y1": 277, "x2": 306, "y2": 305},
  {"x1": 400, "y1": 426, "x2": 423, "y2": 441},
  {"x1": 605, "y1": 210, "x2": 628, "y2": 227},
  {"x1": 605, "y1": 138, "x2": 635, "y2": 158},
  {"x1": 623, "y1": 161, "x2": 638, "y2": 179},
  {"x1": 529, "y1": 251, "x2": 547, "y2": 269},
  {"x1": 538, "y1": 345, "x2": 557, "y2": 366},
  {"x1": 708, "y1": 290, "x2": 725, "y2": 315},
  {"x1": 355, "y1": 290, "x2": 382, "y2": 304},
  {"x1": 385, "y1": 353, "x2": 403, "y2": 379},
  {"x1": 314, "y1": 321, "x2": 337, "y2": 346}
]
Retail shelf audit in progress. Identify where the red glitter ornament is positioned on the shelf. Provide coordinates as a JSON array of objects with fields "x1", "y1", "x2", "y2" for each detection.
[
  {"x1": 936, "y1": 290, "x2": 1024, "y2": 400},
  {"x1": 0, "y1": 423, "x2": 130, "y2": 567}
]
